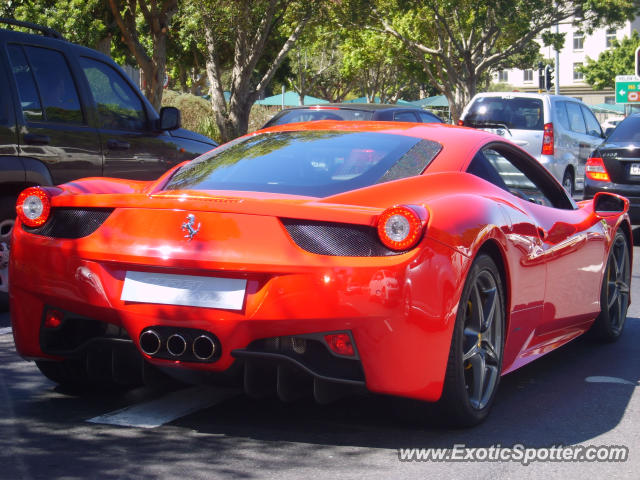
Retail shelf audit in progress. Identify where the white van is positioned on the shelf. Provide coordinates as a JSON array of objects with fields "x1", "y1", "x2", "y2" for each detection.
[{"x1": 459, "y1": 92, "x2": 605, "y2": 195}]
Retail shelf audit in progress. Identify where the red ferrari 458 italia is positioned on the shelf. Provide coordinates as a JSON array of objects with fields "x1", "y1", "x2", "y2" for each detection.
[{"x1": 9, "y1": 121, "x2": 632, "y2": 426}]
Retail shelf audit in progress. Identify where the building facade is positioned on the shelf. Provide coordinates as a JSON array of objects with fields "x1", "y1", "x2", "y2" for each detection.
[{"x1": 496, "y1": 17, "x2": 640, "y2": 107}]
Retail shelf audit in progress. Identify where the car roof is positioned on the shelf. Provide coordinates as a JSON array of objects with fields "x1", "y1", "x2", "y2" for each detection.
[{"x1": 469, "y1": 91, "x2": 583, "y2": 102}]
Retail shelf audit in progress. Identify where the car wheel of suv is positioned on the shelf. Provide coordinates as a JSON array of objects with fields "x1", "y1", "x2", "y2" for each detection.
[
  {"x1": 0, "y1": 196, "x2": 15, "y2": 310},
  {"x1": 562, "y1": 170, "x2": 574, "y2": 197}
]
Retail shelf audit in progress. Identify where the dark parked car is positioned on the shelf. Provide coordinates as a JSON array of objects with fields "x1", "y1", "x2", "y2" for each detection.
[
  {"x1": 584, "y1": 113, "x2": 640, "y2": 223},
  {"x1": 262, "y1": 103, "x2": 443, "y2": 128},
  {"x1": 0, "y1": 18, "x2": 217, "y2": 308}
]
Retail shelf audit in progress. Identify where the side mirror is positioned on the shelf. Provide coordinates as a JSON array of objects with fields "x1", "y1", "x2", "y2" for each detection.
[
  {"x1": 158, "y1": 106, "x2": 181, "y2": 131},
  {"x1": 594, "y1": 192, "x2": 628, "y2": 217},
  {"x1": 604, "y1": 127, "x2": 615, "y2": 137}
]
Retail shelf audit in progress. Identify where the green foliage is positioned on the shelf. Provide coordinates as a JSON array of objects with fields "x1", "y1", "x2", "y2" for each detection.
[
  {"x1": 366, "y1": 0, "x2": 640, "y2": 119},
  {"x1": 6, "y1": 0, "x2": 639, "y2": 127},
  {"x1": 161, "y1": 90, "x2": 221, "y2": 143},
  {"x1": 580, "y1": 31, "x2": 640, "y2": 90},
  {"x1": 286, "y1": 23, "x2": 354, "y2": 102},
  {"x1": 3, "y1": 0, "x2": 131, "y2": 61},
  {"x1": 248, "y1": 105, "x2": 278, "y2": 133},
  {"x1": 340, "y1": 28, "x2": 428, "y2": 102},
  {"x1": 487, "y1": 83, "x2": 516, "y2": 92}
]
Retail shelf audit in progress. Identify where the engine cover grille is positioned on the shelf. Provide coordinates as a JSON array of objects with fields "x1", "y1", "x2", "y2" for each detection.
[
  {"x1": 24, "y1": 208, "x2": 113, "y2": 239},
  {"x1": 281, "y1": 218, "x2": 403, "y2": 256}
]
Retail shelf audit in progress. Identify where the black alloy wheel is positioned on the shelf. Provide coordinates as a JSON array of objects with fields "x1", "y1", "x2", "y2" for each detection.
[
  {"x1": 591, "y1": 230, "x2": 630, "y2": 342},
  {"x1": 439, "y1": 253, "x2": 505, "y2": 427}
]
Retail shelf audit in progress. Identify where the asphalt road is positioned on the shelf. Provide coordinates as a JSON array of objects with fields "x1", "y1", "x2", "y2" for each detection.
[{"x1": 1, "y1": 248, "x2": 639, "y2": 479}]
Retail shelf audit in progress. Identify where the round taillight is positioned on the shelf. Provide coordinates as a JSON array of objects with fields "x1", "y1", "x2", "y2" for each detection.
[
  {"x1": 16, "y1": 187, "x2": 51, "y2": 228},
  {"x1": 377, "y1": 205, "x2": 425, "y2": 251}
]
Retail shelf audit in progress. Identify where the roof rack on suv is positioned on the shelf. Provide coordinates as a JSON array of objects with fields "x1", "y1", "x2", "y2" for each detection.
[{"x1": 0, "y1": 17, "x2": 64, "y2": 40}]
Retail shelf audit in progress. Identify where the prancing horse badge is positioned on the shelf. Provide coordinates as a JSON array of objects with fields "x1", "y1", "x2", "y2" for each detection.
[{"x1": 181, "y1": 214, "x2": 201, "y2": 241}]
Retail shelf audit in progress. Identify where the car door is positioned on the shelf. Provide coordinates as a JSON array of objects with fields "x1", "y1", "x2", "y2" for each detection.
[
  {"x1": 476, "y1": 146, "x2": 606, "y2": 336},
  {"x1": 7, "y1": 43, "x2": 102, "y2": 184},
  {"x1": 78, "y1": 56, "x2": 179, "y2": 180}
]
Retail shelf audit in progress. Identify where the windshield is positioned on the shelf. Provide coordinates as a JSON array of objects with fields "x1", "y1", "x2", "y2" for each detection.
[
  {"x1": 164, "y1": 130, "x2": 442, "y2": 197},
  {"x1": 607, "y1": 116, "x2": 640, "y2": 143},
  {"x1": 465, "y1": 96, "x2": 544, "y2": 131}
]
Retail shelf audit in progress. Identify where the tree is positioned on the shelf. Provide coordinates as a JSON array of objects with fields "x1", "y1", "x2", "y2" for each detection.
[
  {"x1": 190, "y1": 0, "x2": 318, "y2": 142},
  {"x1": 313, "y1": 57, "x2": 357, "y2": 103},
  {"x1": 109, "y1": 0, "x2": 179, "y2": 110},
  {"x1": 580, "y1": 31, "x2": 640, "y2": 89},
  {"x1": 368, "y1": 0, "x2": 639, "y2": 121},
  {"x1": 286, "y1": 25, "x2": 350, "y2": 104},
  {"x1": 340, "y1": 29, "x2": 430, "y2": 103},
  {"x1": 3, "y1": 0, "x2": 121, "y2": 57}
]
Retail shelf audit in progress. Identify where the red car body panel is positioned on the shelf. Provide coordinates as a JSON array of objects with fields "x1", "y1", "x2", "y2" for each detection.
[{"x1": 9, "y1": 121, "x2": 632, "y2": 402}]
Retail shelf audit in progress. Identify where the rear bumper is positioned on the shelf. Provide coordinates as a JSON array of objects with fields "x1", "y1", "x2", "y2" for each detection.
[{"x1": 9, "y1": 223, "x2": 465, "y2": 402}]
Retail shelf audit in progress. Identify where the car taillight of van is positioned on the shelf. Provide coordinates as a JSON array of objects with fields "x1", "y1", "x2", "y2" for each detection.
[{"x1": 542, "y1": 123, "x2": 554, "y2": 155}]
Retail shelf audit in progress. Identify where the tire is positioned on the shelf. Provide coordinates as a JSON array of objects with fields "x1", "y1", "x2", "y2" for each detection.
[
  {"x1": 0, "y1": 196, "x2": 16, "y2": 311},
  {"x1": 562, "y1": 169, "x2": 574, "y2": 197},
  {"x1": 590, "y1": 230, "x2": 630, "y2": 342},
  {"x1": 437, "y1": 254, "x2": 505, "y2": 427}
]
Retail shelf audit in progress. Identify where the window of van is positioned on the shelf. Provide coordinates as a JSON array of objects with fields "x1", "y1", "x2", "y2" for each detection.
[
  {"x1": 565, "y1": 102, "x2": 586, "y2": 134},
  {"x1": 464, "y1": 96, "x2": 544, "y2": 130}
]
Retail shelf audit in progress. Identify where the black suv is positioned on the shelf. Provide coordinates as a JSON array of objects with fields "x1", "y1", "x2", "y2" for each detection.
[{"x1": 0, "y1": 19, "x2": 218, "y2": 308}]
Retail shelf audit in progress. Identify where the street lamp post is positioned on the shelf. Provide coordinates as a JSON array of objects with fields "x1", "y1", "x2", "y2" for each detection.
[{"x1": 554, "y1": 19, "x2": 560, "y2": 95}]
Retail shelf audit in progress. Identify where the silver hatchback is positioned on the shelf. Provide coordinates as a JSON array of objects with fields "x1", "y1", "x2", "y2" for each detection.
[{"x1": 459, "y1": 92, "x2": 605, "y2": 195}]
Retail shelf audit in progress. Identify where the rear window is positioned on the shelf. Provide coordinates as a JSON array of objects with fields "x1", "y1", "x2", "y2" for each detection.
[
  {"x1": 266, "y1": 108, "x2": 374, "y2": 126},
  {"x1": 464, "y1": 96, "x2": 544, "y2": 130},
  {"x1": 164, "y1": 131, "x2": 441, "y2": 197},
  {"x1": 606, "y1": 116, "x2": 640, "y2": 142}
]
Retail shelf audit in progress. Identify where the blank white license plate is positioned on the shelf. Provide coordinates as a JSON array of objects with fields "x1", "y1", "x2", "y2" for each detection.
[
  {"x1": 121, "y1": 271, "x2": 247, "y2": 310},
  {"x1": 630, "y1": 163, "x2": 640, "y2": 175}
]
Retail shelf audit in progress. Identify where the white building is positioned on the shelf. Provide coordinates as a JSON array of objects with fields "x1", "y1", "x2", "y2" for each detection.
[{"x1": 495, "y1": 17, "x2": 640, "y2": 107}]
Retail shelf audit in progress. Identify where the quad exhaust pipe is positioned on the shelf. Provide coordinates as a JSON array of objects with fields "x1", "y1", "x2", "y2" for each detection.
[
  {"x1": 167, "y1": 334, "x2": 187, "y2": 357},
  {"x1": 193, "y1": 335, "x2": 216, "y2": 361},
  {"x1": 139, "y1": 328, "x2": 218, "y2": 362},
  {"x1": 139, "y1": 330, "x2": 161, "y2": 356}
]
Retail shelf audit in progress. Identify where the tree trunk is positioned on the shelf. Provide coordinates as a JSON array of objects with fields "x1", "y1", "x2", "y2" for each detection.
[
  {"x1": 202, "y1": 5, "x2": 310, "y2": 143},
  {"x1": 146, "y1": 30, "x2": 167, "y2": 110},
  {"x1": 95, "y1": 35, "x2": 112, "y2": 57},
  {"x1": 108, "y1": 0, "x2": 177, "y2": 112}
]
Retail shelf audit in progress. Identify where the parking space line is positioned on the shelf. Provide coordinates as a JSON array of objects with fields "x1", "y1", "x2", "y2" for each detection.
[
  {"x1": 585, "y1": 376, "x2": 638, "y2": 386},
  {"x1": 87, "y1": 386, "x2": 238, "y2": 428},
  {"x1": 0, "y1": 327, "x2": 12, "y2": 335}
]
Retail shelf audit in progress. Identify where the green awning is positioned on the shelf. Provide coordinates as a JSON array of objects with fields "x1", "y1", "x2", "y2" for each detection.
[
  {"x1": 410, "y1": 95, "x2": 449, "y2": 107},
  {"x1": 589, "y1": 103, "x2": 625, "y2": 114},
  {"x1": 254, "y1": 91, "x2": 328, "y2": 106}
]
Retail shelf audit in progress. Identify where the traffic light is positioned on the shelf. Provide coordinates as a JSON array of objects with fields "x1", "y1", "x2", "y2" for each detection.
[
  {"x1": 545, "y1": 65, "x2": 554, "y2": 91},
  {"x1": 635, "y1": 46, "x2": 640, "y2": 77}
]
